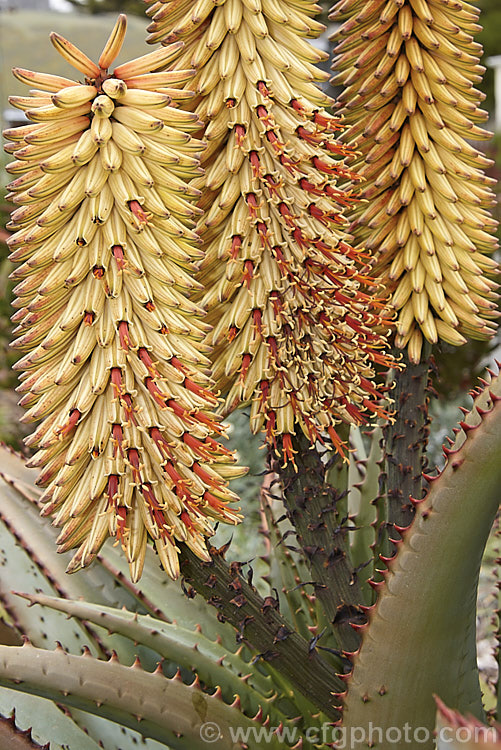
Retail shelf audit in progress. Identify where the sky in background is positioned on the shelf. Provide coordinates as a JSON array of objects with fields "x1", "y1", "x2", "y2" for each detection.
[{"x1": 49, "y1": 0, "x2": 72, "y2": 10}]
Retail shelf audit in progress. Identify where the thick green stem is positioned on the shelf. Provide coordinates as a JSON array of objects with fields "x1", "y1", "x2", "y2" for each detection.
[
  {"x1": 383, "y1": 346, "x2": 431, "y2": 532},
  {"x1": 277, "y1": 433, "x2": 363, "y2": 655},
  {"x1": 179, "y1": 544, "x2": 343, "y2": 721}
]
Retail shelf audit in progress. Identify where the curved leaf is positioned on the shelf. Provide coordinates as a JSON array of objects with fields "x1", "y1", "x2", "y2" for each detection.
[
  {"x1": 0, "y1": 643, "x2": 295, "y2": 750},
  {"x1": 343, "y1": 374, "x2": 501, "y2": 745},
  {"x1": 19, "y1": 593, "x2": 287, "y2": 723}
]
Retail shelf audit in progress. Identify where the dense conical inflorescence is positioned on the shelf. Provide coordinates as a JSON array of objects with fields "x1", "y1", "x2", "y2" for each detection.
[
  {"x1": 331, "y1": 0, "x2": 499, "y2": 363},
  {"x1": 4, "y1": 16, "x2": 243, "y2": 582},
  {"x1": 146, "y1": 0, "x2": 394, "y2": 461}
]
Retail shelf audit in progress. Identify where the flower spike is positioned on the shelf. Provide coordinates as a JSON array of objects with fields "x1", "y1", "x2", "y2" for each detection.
[
  {"x1": 331, "y1": 0, "x2": 499, "y2": 363},
  {"x1": 145, "y1": 0, "x2": 396, "y2": 462},
  {"x1": 4, "y1": 18, "x2": 243, "y2": 582}
]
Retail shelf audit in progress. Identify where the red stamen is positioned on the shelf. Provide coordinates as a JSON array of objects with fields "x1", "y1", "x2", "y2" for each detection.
[
  {"x1": 118, "y1": 321, "x2": 131, "y2": 351},
  {"x1": 269, "y1": 292, "x2": 282, "y2": 316},
  {"x1": 170, "y1": 357, "x2": 188, "y2": 373},
  {"x1": 56, "y1": 408, "x2": 81, "y2": 438},
  {"x1": 239, "y1": 353, "x2": 252, "y2": 382},
  {"x1": 183, "y1": 432, "x2": 212, "y2": 460},
  {"x1": 107, "y1": 475, "x2": 119, "y2": 503},
  {"x1": 180, "y1": 510, "x2": 194, "y2": 528},
  {"x1": 264, "y1": 174, "x2": 283, "y2": 197},
  {"x1": 272, "y1": 246, "x2": 294, "y2": 280},
  {"x1": 203, "y1": 491, "x2": 226, "y2": 513},
  {"x1": 145, "y1": 377, "x2": 167, "y2": 407},
  {"x1": 111, "y1": 368, "x2": 123, "y2": 395},
  {"x1": 128, "y1": 448, "x2": 142, "y2": 484},
  {"x1": 128, "y1": 200, "x2": 150, "y2": 227},
  {"x1": 115, "y1": 506, "x2": 127, "y2": 541},
  {"x1": 325, "y1": 140, "x2": 351, "y2": 155},
  {"x1": 138, "y1": 347, "x2": 159, "y2": 377},
  {"x1": 112, "y1": 424, "x2": 124, "y2": 457},
  {"x1": 112, "y1": 244, "x2": 126, "y2": 270},
  {"x1": 256, "y1": 222, "x2": 270, "y2": 248},
  {"x1": 291, "y1": 98, "x2": 307, "y2": 115},
  {"x1": 265, "y1": 411, "x2": 277, "y2": 447},
  {"x1": 278, "y1": 202, "x2": 296, "y2": 227},
  {"x1": 258, "y1": 81, "x2": 270, "y2": 97},
  {"x1": 194, "y1": 410, "x2": 224, "y2": 433},
  {"x1": 265, "y1": 130, "x2": 284, "y2": 152},
  {"x1": 122, "y1": 393, "x2": 136, "y2": 423},
  {"x1": 292, "y1": 227, "x2": 308, "y2": 250},
  {"x1": 297, "y1": 125, "x2": 322, "y2": 145},
  {"x1": 308, "y1": 204, "x2": 331, "y2": 225},
  {"x1": 249, "y1": 151, "x2": 261, "y2": 178},
  {"x1": 259, "y1": 380, "x2": 269, "y2": 406},
  {"x1": 164, "y1": 461, "x2": 190, "y2": 499},
  {"x1": 165, "y1": 399, "x2": 188, "y2": 420},
  {"x1": 184, "y1": 377, "x2": 217, "y2": 403},
  {"x1": 193, "y1": 462, "x2": 218, "y2": 487},
  {"x1": 312, "y1": 156, "x2": 337, "y2": 175},
  {"x1": 150, "y1": 427, "x2": 173, "y2": 459},
  {"x1": 245, "y1": 193, "x2": 261, "y2": 218},
  {"x1": 256, "y1": 105, "x2": 274, "y2": 128},
  {"x1": 314, "y1": 111, "x2": 334, "y2": 128},
  {"x1": 299, "y1": 177, "x2": 323, "y2": 196},
  {"x1": 230, "y1": 235, "x2": 242, "y2": 260},
  {"x1": 267, "y1": 336, "x2": 280, "y2": 363},
  {"x1": 242, "y1": 260, "x2": 254, "y2": 289},
  {"x1": 327, "y1": 426, "x2": 347, "y2": 458},
  {"x1": 344, "y1": 401, "x2": 364, "y2": 422},
  {"x1": 311, "y1": 238, "x2": 332, "y2": 255},
  {"x1": 235, "y1": 124, "x2": 246, "y2": 145},
  {"x1": 142, "y1": 484, "x2": 168, "y2": 534},
  {"x1": 282, "y1": 434, "x2": 297, "y2": 466},
  {"x1": 279, "y1": 154, "x2": 299, "y2": 174}
]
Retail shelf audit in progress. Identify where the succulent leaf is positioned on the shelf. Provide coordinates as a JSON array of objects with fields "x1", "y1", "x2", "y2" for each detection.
[
  {"x1": 100, "y1": 540, "x2": 245, "y2": 652},
  {"x1": 19, "y1": 592, "x2": 294, "y2": 724},
  {"x1": 0, "y1": 446, "x2": 244, "y2": 749},
  {"x1": 348, "y1": 426, "x2": 381, "y2": 603},
  {"x1": 0, "y1": 452, "x2": 197, "y2": 749},
  {"x1": 0, "y1": 455, "x2": 150, "y2": 628},
  {"x1": 0, "y1": 642, "x2": 294, "y2": 749},
  {"x1": 342, "y1": 370, "x2": 501, "y2": 745},
  {"x1": 0, "y1": 692, "x2": 106, "y2": 750},
  {"x1": 0, "y1": 711, "x2": 49, "y2": 750}
]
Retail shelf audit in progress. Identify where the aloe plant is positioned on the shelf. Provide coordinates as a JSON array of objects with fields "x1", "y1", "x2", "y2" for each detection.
[{"x1": 1, "y1": 0, "x2": 501, "y2": 748}]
